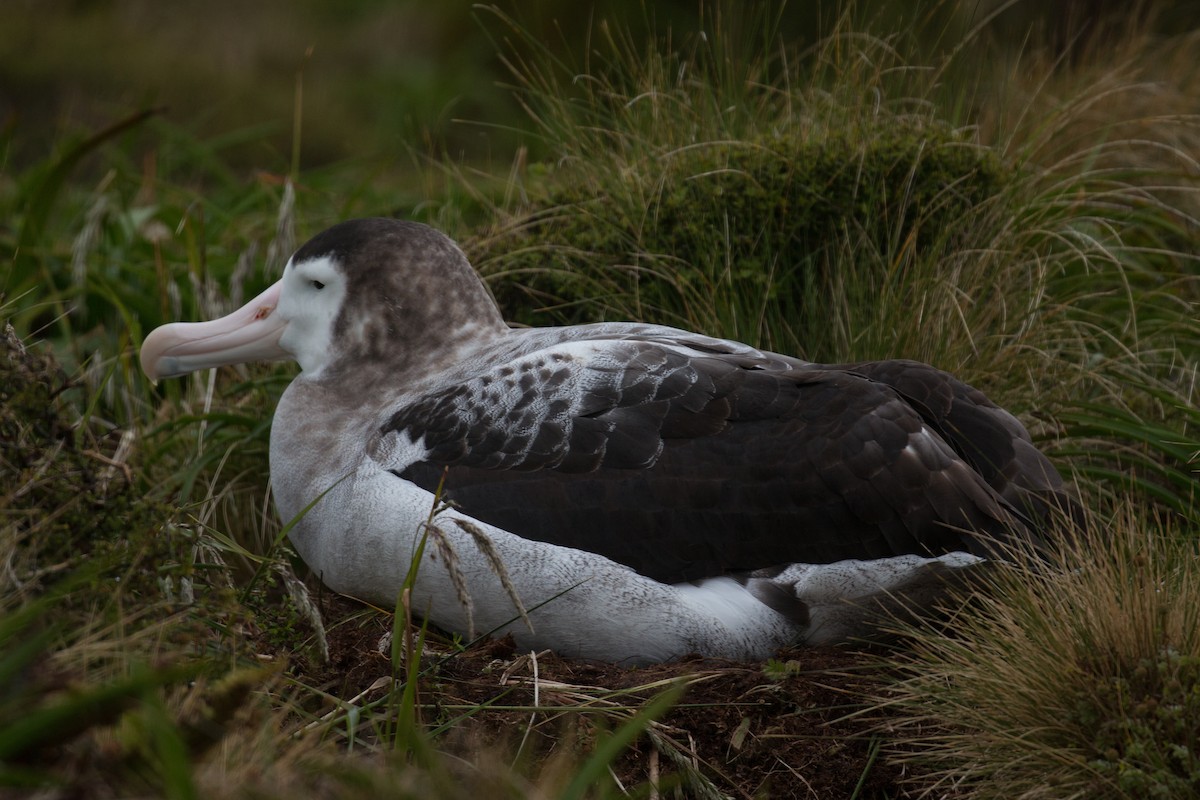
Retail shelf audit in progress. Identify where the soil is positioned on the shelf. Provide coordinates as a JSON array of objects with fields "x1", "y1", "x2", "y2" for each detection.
[{"x1": 296, "y1": 595, "x2": 943, "y2": 799}]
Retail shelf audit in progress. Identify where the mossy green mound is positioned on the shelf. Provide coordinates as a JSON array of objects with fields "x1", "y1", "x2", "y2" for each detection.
[{"x1": 479, "y1": 121, "x2": 1010, "y2": 360}]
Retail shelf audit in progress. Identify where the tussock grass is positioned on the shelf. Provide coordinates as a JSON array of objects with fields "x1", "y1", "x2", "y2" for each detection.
[{"x1": 883, "y1": 506, "x2": 1200, "y2": 799}]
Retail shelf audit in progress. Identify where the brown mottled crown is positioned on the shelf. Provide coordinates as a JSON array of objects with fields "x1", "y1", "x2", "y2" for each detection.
[{"x1": 292, "y1": 218, "x2": 507, "y2": 378}]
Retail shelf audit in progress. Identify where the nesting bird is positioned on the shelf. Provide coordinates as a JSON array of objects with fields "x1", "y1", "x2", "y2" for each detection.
[{"x1": 141, "y1": 218, "x2": 1076, "y2": 663}]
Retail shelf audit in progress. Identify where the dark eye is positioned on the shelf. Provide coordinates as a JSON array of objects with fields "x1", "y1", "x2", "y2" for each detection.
[{"x1": 310, "y1": 279, "x2": 325, "y2": 290}]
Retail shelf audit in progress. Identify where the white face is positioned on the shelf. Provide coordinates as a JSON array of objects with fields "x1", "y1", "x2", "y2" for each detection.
[{"x1": 277, "y1": 255, "x2": 348, "y2": 376}]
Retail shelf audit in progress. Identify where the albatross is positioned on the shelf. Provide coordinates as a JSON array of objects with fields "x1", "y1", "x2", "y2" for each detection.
[{"x1": 141, "y1": 217, "x2": 1077, "y2": 664}]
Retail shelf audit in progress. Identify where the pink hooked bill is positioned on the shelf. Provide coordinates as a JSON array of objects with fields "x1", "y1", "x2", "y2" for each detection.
[{"x1": 140, "y1": 281, "x2": 289, "y2": 381}]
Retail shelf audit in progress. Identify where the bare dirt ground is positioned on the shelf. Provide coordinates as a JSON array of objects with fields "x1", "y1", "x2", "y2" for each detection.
[{"x1": 297, "y1": 595, "x2": 943, "y2": 799}]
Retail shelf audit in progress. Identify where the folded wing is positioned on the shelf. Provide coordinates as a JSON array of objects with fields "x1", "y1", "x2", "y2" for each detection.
[{"x1": 382, "y1": 335, "x2": 1070, "y2": 582}]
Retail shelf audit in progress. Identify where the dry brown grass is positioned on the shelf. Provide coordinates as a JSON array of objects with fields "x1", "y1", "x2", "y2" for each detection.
[{"x1": 881, "y1": 506, "x2": 1200, "y2": 799}]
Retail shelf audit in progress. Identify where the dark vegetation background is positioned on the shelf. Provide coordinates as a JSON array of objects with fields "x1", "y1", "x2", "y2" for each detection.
[{"x1": 6, "y1": 0, "x2": 1200, "y2": 172}]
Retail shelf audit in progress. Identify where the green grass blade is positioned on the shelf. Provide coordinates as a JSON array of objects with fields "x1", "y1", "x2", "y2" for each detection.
[
  {"x1": 0, "y1": 665, "x2": 191, "y2": 762},
  {"x1": 558, "y1": 682, "x2": 685, "y2": 800}
]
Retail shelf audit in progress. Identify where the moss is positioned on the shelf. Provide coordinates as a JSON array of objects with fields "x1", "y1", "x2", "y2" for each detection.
[
  {"x1": 0, "y1": 324, "x2": 178, "y2": 604},
  {"x1": 478, "y1": 120, "x2": 1011, "y2": 358},
  {"x1": 242, "y1": 567, "x2": 328, "y2": 668},
  {"x1": 1075, "y1": 648, "x2": 1200, "y2": 798}
]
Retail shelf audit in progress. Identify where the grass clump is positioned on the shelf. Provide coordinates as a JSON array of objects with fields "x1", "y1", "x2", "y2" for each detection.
[
  {"x1": 884, "y1": 512, "x2": 1200, "y2": 799},
  {"x1": 462, "y1": 7, "x2": 1020, "y2": 361}
]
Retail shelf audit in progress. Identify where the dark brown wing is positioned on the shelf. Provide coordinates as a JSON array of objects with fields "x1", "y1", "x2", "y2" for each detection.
[
  {"x1": 843, "y1": 360, "x2": 1085, "y2": 531},
  {"x1": 383, "y1": 338, "x2": 1066, "y2": 583}
]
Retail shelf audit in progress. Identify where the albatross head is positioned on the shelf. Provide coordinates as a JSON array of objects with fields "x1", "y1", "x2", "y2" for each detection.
[{"x1": 141, "y1": 218, "x2": 506, "y2": 382}]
